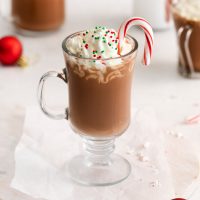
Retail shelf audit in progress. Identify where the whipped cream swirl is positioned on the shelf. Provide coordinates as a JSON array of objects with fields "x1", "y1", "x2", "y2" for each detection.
[
  {"x1": 174, "y1": 0, "x2": 200, "y2": 20},
  {"x1": 66, "y1": 26, "x2": 133, "y2": 70}
]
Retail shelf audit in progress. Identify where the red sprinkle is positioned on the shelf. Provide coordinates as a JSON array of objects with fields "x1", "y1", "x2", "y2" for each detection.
[
  {"x1": 97, "y1": 56, "x2": 102, "y2": 59},
  {"x1": 110, "y1": 36, "x2": 113, "y2": 38},
  {"x1": 83, "y1": 33, "x2": 86, "y2": 36},
  {"x1": 85, "y1": 44, "x2": 89, "y2": 49},
  {"x1": 93, "y1": 54, "x2": 96, "y2": 57}
]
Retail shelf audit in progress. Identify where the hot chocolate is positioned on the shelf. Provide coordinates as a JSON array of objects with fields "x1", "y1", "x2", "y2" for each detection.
[
  {"x1": 38, "y1": 19, "x2": 154, "y2": 186},
  {"x1": 63, "y1": 28, "x2": 137, "y2": 137},
  {"x1": 172, "y1": 0, "x2": 200, "y2": 77},
  {"x1": 12, "y1": 0, "x2": 64, "y2": 31}
]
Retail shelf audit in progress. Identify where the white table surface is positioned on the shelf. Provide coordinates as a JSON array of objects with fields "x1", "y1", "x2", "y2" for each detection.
[{"x1": 1, "y1": 2, "x2": 200, "y2": 199}]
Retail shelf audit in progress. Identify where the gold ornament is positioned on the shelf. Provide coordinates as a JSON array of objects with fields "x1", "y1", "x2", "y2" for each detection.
[{"x1": 17, "y1": 55, "x2": 29, "y2": 67}]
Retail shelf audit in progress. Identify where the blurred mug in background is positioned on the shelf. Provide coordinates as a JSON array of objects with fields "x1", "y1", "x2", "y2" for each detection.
[
  {"x1": 0, "y1": 0, "x2": 65, "y2": 36},
  {"x1": 171, "y1": 0, "x2": 200, "y2": 78},
  {"x1": 134, "y1": 0, "x2": 171, "y2": 30}
]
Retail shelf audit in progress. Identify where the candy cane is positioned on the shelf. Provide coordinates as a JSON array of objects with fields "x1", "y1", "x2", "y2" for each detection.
[
  {"x1": 185, "y1": 114, "x2": 200, "y2": 124},
  {"x1": 118, "y1": 17, "x2": 154, "y2": 66},
  {"x1": 165, "y1": 0, "x2": 171, "y2": 22}
]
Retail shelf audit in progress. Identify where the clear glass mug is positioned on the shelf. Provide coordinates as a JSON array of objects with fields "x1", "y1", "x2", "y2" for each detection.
[
  {"x1": 38, "y1": 31, "x2": 138, "y2": 186},
  {"x1": 171, "y1": 2, "x2": 200, "y2": 78},
  {"x1": 0, "y1": 0, "x2": 65, "y2": 35}
]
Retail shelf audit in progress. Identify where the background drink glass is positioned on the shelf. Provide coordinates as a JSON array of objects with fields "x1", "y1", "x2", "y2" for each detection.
[
  {"x1": 38, "y1": 31, "x2": 138, "y2": 186},
  {"x1": 172, "y1": 2, "x2": 200, "y2": 78},
  {"x1": 0, "y1": 0, "x2": 65, "y2": 36}
]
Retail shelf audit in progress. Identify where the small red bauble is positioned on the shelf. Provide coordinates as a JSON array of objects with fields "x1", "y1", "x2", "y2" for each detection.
[{"x1": 0, "y1": 36, "x2": 23, "y2": 66}]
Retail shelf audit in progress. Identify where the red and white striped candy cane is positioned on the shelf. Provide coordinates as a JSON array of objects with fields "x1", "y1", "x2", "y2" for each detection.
[
  {"x1": 185, "y1": 114, "x2": 200, "y2": 124},
  {"x1": 118, "y1": 17, "x2": 154, "y2": 66}
]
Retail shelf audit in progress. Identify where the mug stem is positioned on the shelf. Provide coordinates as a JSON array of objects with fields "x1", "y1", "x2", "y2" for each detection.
[{"x1": 82, "y1": 137, "x2": 115, "y2": 166}]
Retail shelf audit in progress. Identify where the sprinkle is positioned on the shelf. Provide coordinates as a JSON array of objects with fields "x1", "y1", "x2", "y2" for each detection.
[
  {"x1": 101, "y1": 50, "x2": 104, "y2": 53},
  {"x1": 95, "y1": 36, "x2": 100, "y2": 40},
  {"x1": 83, "y1": 33, "x2": 86, "y2": 36},
  {"x1": 83, "y1": 40, "x2": 86, "y2": 44},
  {"x1": 95, "y1": 26, "x2": 98, "y2": 29},
  {"x1": 92, "y1": 35, "x2": 94, "y2": 37},
  {"x1": 108, "y1": 43, "x2": 112, "y2": 46},
  {"x1": 97, "y1": 56, "x2": 102, "y2": 59},
  {"x1": 93, "y1": 54, "x2": 96, "y2": 57},
  {"x1": 94, "y1": 31, "x2": 96, "y2": 33},
  {"x1": 110, "y1": 36, "x2": 113, "y2": 38},
  {"x1": 85, "y1": 44, "x2": 89, "y2": 49}
]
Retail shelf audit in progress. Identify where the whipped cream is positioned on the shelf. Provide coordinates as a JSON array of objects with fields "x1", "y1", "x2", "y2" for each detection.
[
  {"x1": 174, "y1": 0, "x2": 200, "y2": 20},
  {"x1": 66, "y1": 26, "x2": 133, "y2": 70}
]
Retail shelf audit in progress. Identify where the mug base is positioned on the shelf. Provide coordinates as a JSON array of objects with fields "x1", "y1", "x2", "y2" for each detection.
[
  {"x1": 178, "y1": 64, "x2": 200, "y2": 79},
  {"x1": 67, "y1": 154, "x2": 131, "y2": 186}
]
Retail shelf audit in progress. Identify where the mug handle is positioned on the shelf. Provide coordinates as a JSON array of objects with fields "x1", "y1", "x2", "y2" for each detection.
[
  {"x1": 177, "y1": 25, "x2": 194, "y2": 74},
  {"x1": 38, "y1": 68, "x2": 69, "y2": 120}
]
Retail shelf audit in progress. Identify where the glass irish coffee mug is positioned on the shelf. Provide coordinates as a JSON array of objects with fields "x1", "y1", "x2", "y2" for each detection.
[
  {"x1": 171, "y1": 1, "x2": 200, "y2": 78},
  {"x1": 38, "y1": 31, "x2": 138, "y2": 186},
  {"x1": 0, "y1": 0, "x2": 65, "y2": 35}
]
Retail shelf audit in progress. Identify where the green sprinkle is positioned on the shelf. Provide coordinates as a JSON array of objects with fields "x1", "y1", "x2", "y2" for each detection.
[
  {"x1": 95, "y1": 26, "x2": 98, "y2": 29},
  {"x1": 86, "y1": 31, "x2": 88, "y2": 34},
  {"x1": 92, "y1": 35, "x2": 94, "y2": 37},
  {"x1": 83, "y1": 40, "x2": 86, "y2": 44},
  {"x1": 103, "y1": 40, "x2": 106, "y2": 43},
  {"x1": 108, "y1": 43, "x2": 111, "y2": 46},
  {"x1": 101, "y1": 50, "x2": 104, "y2": 53},
  {"x1": 94, "y1": 31, "x2": 96, "y2": 33},
  {"x1": 95, "y1": 36, "x2": 100, "y2": 40},
  {"x1": 115, "y1": 47, "x2": 117, "y2": 50},
  {"x1": 93, "y1": 60, "x2": 96, "y2": 63}
]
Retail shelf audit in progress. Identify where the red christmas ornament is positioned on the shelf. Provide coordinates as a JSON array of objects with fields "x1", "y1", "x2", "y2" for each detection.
[{"x1": 0, "y1": 36, "x2": 23, "y2": 66}]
